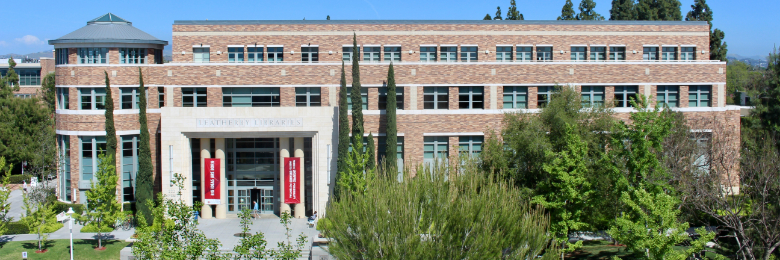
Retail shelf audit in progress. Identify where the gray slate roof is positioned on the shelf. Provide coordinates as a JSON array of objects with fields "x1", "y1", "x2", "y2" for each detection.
[
  {"x1": 49, "y1": 13, "x2": 167, "y2": 45},
  {"x1": 174, "y1": 19, "x2": 707, "y2": 26}
]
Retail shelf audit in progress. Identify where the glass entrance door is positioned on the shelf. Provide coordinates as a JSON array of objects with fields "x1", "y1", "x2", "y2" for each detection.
[{"x1": 247, "y1": 187, "x2": 274, "y2": 214}]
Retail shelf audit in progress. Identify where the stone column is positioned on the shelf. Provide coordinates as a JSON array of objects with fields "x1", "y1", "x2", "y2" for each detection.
[
  {"x1": 200, "y1": 138, "x2": 212, "y2": 219},
  {"x1": 293, "y1": 137, "x2": 305, "y2": 218},
  {"x1": 214, "y1": 138, "x2": 227, "y2": 219},
  {"x1": 279, "y1": 138, "x2": 291, "y2": 215}
]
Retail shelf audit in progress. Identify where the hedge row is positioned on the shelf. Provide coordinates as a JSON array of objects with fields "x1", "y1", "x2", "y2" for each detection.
[
  {"x1": 53, "y1": 202, "x2": 85, "y2": 215},
  {"x1": 6, "y1": 222, "x2": 29, "y2": 234},
  {"x1": 8, "y1": 174, "x2": 32, "y2": 184}
]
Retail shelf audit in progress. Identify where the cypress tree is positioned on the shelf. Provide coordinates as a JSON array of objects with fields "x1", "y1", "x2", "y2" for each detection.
[
  {"x1": 494, "y1": 7, "x2": 503, "y2": 20},
  {"x1": 384, "y1": 64, "x2": 398, "y2": 175},
  {"x1": 350, "y1": 33, "x2": 364, "y2": 148},
  {"x1": 104, "y1": 71, "x2": 117, "y2": 167},
  {"x1": 576, "y1": 0, "x2": 605, "y2": 20},
  {"x1": 135, "y1": 67, "x2": 153, "y2": 225},
  {"x1": 336, "y1": 61, "x2": 350, "y2": 196},
  {"x1": 506, "y1": 0, "x2": 524, "y2": 20},
  {"x1": 366, "y1": 132, "x2": 375, "y2": 171},
  {"x1": 558, "y1": 0, "x2": 577, "y2": 20},
  {"x1": 610, "y1": 0, "x2": 637, "y2": 20},
  {"x1": 483, "y1": 14, "x2": 492, "y2": 20},
  {"x1": 685, "y1": 0, "x2": 727, "y2": 61}
]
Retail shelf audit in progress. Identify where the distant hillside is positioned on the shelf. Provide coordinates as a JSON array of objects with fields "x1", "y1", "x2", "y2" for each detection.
[
  {"x1": 0, "y1": 51, "x2": 53, "y2": 60},
  {"x1": 728, "y1": 54, "x2": 768, "y2": 68}
]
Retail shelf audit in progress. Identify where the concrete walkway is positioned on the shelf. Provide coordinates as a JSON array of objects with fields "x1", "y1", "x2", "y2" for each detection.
[
  {"x1": 197, "y1": 215, "x2": 320, "y2": 250},
  {"x1": 0, "y1": 219, "x2": 136, "y2": 243}
]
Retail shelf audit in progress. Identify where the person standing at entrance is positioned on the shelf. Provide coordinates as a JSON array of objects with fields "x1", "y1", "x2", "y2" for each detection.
[{"x1": 252, "y1": 201, "x2": 259, "y2": 218}]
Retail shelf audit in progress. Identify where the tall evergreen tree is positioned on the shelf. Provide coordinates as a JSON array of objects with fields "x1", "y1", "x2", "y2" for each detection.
[
  {"x1": 135, "y1": 67, "x2": 153, "y2": 225},
  {"x1": 576, "y1": 0, "x2": 605, "y2": 20},
  {"x1": 637, "y1": 0, "x2": 681, "y2": 21},
  {"x1": 350, "y1": 34, "x2": 364, "y2": 149},
  {"x1": 41, "y1": 73, "x2": 56, "y2": 112},
  {"x1": 558, "y1": 0, "x2": 577, "y2": 20},
  {"x1": 336, "y1": 61, "x2": 350, "y2": 196},
  {"x1": 685, "y1": 0, "x2": 727, "y2": 61},
  {"x1": 506, "y1": 0, "x2": 524, "y2": 20},
  {"x1": 483, "y1": 14, "x2": 492, "y2": 20},
  {"x1": 609, "y1": 0, "x2": 637, "y2": 20},
  {"x1": 494, "y1": 6, "x2": 503, "y2": 20},
  {"x1": 104, "y1": 71, "x2": 117, "y2": 167},
  {"x1": 709, "y1": 28, "x2": 728, "y2": 61},
  {"x1": 3, "y1": 59, "x2": 20, "y2": 95},
  {"x1": 326, "y1": 15, "x2": 330, "y2": 20},
  {"x1": 366, "y1": 132, "x2": 375, "y2": 171},
  {"x1": 384, "y1": 64, "x2": 398, "y2": 175}
]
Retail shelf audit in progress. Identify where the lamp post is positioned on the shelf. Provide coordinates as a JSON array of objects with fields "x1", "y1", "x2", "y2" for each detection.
[{"x1": 67, "y1": 207, "x2": 75, "y2": 260}]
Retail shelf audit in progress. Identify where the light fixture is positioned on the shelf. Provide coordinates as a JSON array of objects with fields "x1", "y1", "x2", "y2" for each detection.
[
  {"x1": 181, "y1": 51, "x2": 185, "y2": 55},
  {"x1": 560, "y1": 50, "x2": 565, "y2": 54},
  {"x1": 216, "y1": 51, "x2": 222, "y2": 55},
  {"x1": 328, "y1": 51, "x2": 333, "y2": 55},
  {"x1": 701, "y1": 50, "x2": 706, "y2": 54},
  {"x1": 633, "y1": 50, "x2": 637, "y2": 54},
  {"x1": 408, "y1": 50, "x2": 413, "y2": 54},
  {"x1": 484, "y1": 50, "x2": 490, "y2": 54},
  {"x1": 290, "y1": 50, "x2": 295, "y2": 54}
]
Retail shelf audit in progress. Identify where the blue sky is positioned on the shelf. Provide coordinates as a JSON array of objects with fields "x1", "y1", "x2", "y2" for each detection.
[{"x1": 1, "y1": 0, "x2": 777, "y2": 58}]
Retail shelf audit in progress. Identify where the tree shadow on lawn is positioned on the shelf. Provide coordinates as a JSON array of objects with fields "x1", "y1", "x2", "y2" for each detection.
[
  {"x1": 0, "y1": 236, "x2": 12, "y2": 248},
  {"x1": 74, "y1": 239, "x2": 122, "y2": 249},
  {"x1": 21, "y1": 240, "x2": 56, "y2": 250}
]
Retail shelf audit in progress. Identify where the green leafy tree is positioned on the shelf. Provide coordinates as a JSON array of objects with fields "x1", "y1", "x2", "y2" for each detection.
[
  {"x1": 0, "y1": 157, "x2": 12, "y2": 235},
  {"x1": 366, "y1": 132, "x2": 375, "y2": 172},
  {"x1": 269, "y1": 212, "x2": 308, "y2": 260},
  {"x1": 637, "y1": 0, "x2": 682, "y2": 21},
  {"x1": 350, "y1": 34, "x2": 364, "y2": 149},
  {"x1": 576, "y1": 0, "x2": 605, "y2": 20},
  {"x1": 709, "y1": 28, "x2": 728, "y2": 61},
  {"x1": 610, "y1": 0, "x2": 637, "y2": 20},
  {"x1": 494, "y1": 6, "x2": 503, "y2": 20},
  {"x1": 136, "y1": 67, "x2": 153, "y2": 225},
  {"x1": 337, "y1": 141, "x2": 373, "y2": 195},
  {"x1": 506, "y1": 0, "x2": 524, "y2": 20},
  {"x1": 103, "y1": 72, "x2": 117, "y2": 167},
  {"x1": 2, "y1": 59, "x2": 20, "y2": 95},
  {"x1": 483, "y1": 13, "x2": 492, "y2": 20},
  {"x1": 336, "y1": 62, "x2": 349, "y2": 197},
  {"x1": 233, "y1": 208, "x2": 268, "y2": 259},
  {"x1": 40, "y1": 72, "x2": 56, "y2": 112},
  {"x1": 685, "y1": 0, "x2": 728, "y2": 61},
  {"x1": 384, "y1": 64, "x2": 398, "y2": 175},
  {"x1": 84, "y1": 153, "x2": 121, "y2": 249},
  {"x1": 21, "y1": 185, "x2": 61, "y2": 252},
  {"x1": 558, "y1": 0, "x2": 577, "y2": 20}
]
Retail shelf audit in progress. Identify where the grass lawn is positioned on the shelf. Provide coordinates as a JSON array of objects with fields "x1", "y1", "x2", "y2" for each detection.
[
  {"x1": 568, "y1": 240, "x2": 729, "y2": 259},
  {"x1": 0, "y1": 239, "x2": 130, "y2": 260}
]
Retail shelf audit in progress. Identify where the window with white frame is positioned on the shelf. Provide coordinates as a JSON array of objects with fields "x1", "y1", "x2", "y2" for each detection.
[
  {"x1": 496, "y1": 46, "x2": 513, "y2": 61},
  {"x1": 301, "y1": 47, "x2": 318, "y2": 63},
  {"x1": 55, "y1": 48, "x2": 69, "y2": 65},
  {"x1": 157, "y1": 87, "x2": 165, "y2": 108},
  {"x1": 614, "y1": 86, "x2": 638, "y2": 107},
  {"x1": 590, "y1": 47, "x2": 606, "y2": 61},
  {"x1": 268, "y1": 47, "x2": 284, "y2": 63},
  {"x1": 14, "y1": 69, "x2": 40, "y2": 86},
  {"x1": 662, "y1": 47, "x2": 677, "y2": 60},
  {"x1": 460, "y1": 46, "x2": 478, "y2": 62},
  {"x1": 681, "y1": 47, "x2": 695, "y2": 60},
  {"x1": 688, "y1": 86, "x2": 711, "y2": 107},
  {"x1": 223, "y1": 87, "x2": 281, "y2": 107},
  {"x1": 228, "y1": 47, "x2": 244, "y2": 63},
  {"x1": 691, "y1": 132, "x2": 711, "y2": 174},
  {"x1": 378, "y1": 136, "x2": 404, "y2": 172},
  {"x1": 420, "y1": 47, "x2": 437, "y2": 62},
  {"x1": 459, "y1": 136, "x2": 483, "y2": 157},
  {"x1": 424, "y1": 87, "x2": 448, "y2": 110},
  {"x1": 537, "y1": 47, "x2": 552, "y2": 61},
  {"x1": 459, "y1": 87, "x2": 483, "y2": 109},
  {"x1": 342, "y1": 46, "x2": 358, "y2": 62},
  {"x1": 581, "y1": 86, "x2": 605, "y2": 107},
  {"x1": 537, "y1": 86, "x2": 556, "y2": 108},
  {"x1": 247, "y1": 47, "x2": 264, "y2": 63},
  {"x1": 441, "y1": 46, "x2": 457, "y2": 62},
  {"x1": 423, "y1": 136, "x2": 448, "y2": 165},
  {"x1": 56, "y1": 88, "x2": 69, "y2": 109},
  {"x1": 643, "y1": 47, "x2": 658, "y2": 60},
  {"x1": 78, "y1": 48, "x2": 108, "y2": 64},
  {"x1": 363, "y1": 47, "x2": 380, "y2": 63},
  {"x1": 120, "y1": 87, "x2": 143, "y2": 109},
  {"x1": 378, "y1": 86, "x2": 404, "y2": 110},
  {"x1": 503, "y1": 86, "x2": 528, "y2": 109},
  {"x1": 119, "y1": 48, "x2": 147, "y2": 64},
  {"x1": 193, "y1": 47, "x2": 210, "y2": 63},
  {"x1": 80, "y1": 136, "x2": 106, "y2": 183},
  {"x1": 79, "y1": 88, "x2": 106, "y2": 110},
  {"x1": 182, "y1": 87, "x2": 207, "y2": 107},
  {"x1": 57, "y1": 135, "x2": 71, "y2": 201},
  {"x1": 610, "y1": 47, "x2": 626, "y2": 61},
  {"x1": 121, "y1": 135, "x2": 138, "y2": 202},
  {"x1": 571, "y1": 46, "x2": 586, "y2": 61},
  {"x1": 517, "y1": 46, "x2": 532, "y2": 61},
  {"x1": 384, "y1": 46, "x2": 401, "y2": 62},
  {"x1": 14, "y1": 94, "x2": 32, "y2": 99},
  {"x1": 657, "y1": 86, "x2": 679, "y2": 107},
  {"x1": 295, "y1": 87, "x2": 321, "y2": 107},
  {"x1": 346, "y1": 87, "x2": 368, "y2": 110}
]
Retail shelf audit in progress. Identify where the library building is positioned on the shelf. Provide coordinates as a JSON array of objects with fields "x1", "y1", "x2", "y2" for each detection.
[{"x1": 50, "y1": 13, "x2": 738, "y2": 218}]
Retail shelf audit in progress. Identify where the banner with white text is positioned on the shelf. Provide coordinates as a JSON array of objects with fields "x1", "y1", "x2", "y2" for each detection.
[
  {"x1": 284, "y1": 157, "x2": 301, "y2": 204},
  {"x1": 204, "y1": 158, "x2": 221, "y2": 205}
]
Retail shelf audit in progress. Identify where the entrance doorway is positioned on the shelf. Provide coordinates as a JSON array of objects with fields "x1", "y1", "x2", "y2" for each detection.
[{"x1": 248, "y1": 187, "x2": 274, "y2": 214}]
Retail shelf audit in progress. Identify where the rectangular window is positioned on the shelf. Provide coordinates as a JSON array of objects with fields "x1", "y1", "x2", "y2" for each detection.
[
  {"x1": 537, "y1": 86, "x2": 555, "y2": 108},
  {"x1": 537, "y1": 47, "x2": 552, "y2": 61},
  {"x1": 16, "y1": 69, "x2": 41, "y2": 86},
  {"x1": 228, "y1": 47, "x2": 244, "y2": 63},
  {"x1": 154, "y1": 49, "x2": 163, "y2": 64},
  {"x1": 614, "y1": 86, "x2": 638, "y2": 107},
  {"x1": 460, "y1": 46, "x2": 478, "y2": 62},
  {"x1": 78, "y1": 47, "x2": 108, "y2": 64},
  {"x1": 223, "y1": 87, "x2": 281, "y2": 107},
  {"x1": 378, "y1": 136, "x2": 404, "y2": 172},
  {"x1": 496, "y1": 46, "x2": 513, "y2": 62},
  {"x1": 56, "y1": 48, "x2": 69, "y2": 65},
  {"x1": 346, "y1": 87, "x2": 368, "y2": 110},
  {"x1": 424, "y1": 87, "x2": 449, "y2": 110},
  {"x1": 440, "y1": 46, "x2": 457, "y2": 62},
  {"x1": 590, "y1": 47, "x2": 606, "y2": 61},
  {"x1": 342, "y1": 47, "x2": 358, "y2": 62},
  {"x1": 301, "y1": 47, "x2": 319, "y2": 63},
  {"x1": 609, "y1": 47, "x2": 626, "y2": 61},
  {"x1": 247, "y1": 47, "x2": 264, "y2": 63},
  {"x1": 378, "y1": 86, "x2": 404, "y2": 110},
  {"x1": 681, "y1": 47, "x2": 695, "y2": 61},
  {"x1": 14, "y1": 94, "x2": 32, "y2": 99},
  {"x1": 120, "y1": 87, "x2": 141, "y2": 109},
  {"x1": 119, "y1": 48, "x2": 147, "y2": 64},
  {"x1": 692, "y1": 133, "x2": 711, "y2": 174},
  {"x1": 420, "y1": 47, "x2": 437, "y2": 62},
  {"x1": 581, "y1": 86, "x2": 605, "y2": 107},
  {"x1": 295, "y1": 87, "x2": 321, "y2": 107},
  {"x1": 643, "y1": 47, "x2": 658, "y2": 60},
  {"x1": 363, "y1": 47, "x2": 380, "y2": 63},
  {"x1": 57, "y1": 88, "x2": 69, "y2": 110},
  {"x1": 657, "y1": 86, "x2": 679, "y2": 107},
  {"x1": 121, "y1": 135, "x2": 139, "y2": 202},
  {"x1": 459, "y1": 136, "x2": 483, "y2": 157},
  {"x1": 384, "y1": 46, "x2": 401, "y2": 62},
  {"x1": 571, "y1": 46, "x2": 586, "y2": 61},
  {"x1": 662, "y1": 47, "x2": 677, "y2": 60},
  {"x1": 517, "y1": 46, "x2": 532, "y2": 61},
  {"x1": 688, "y1": 86, "x2": 711, "y2": 107},
  {"x1": 503, "y1": 86, "x2": 528, "y2": 109},
  {"x1": 80, "y1": 136, "x2": 106, "y2": 183},
  {"x1": 158, "y1": 87, "x2": 165, "y2": 108},
  {"x1": 79, "y1": 88, "x2": 106, "y2": 110},
  {"x1": 182, "y1": 87, "x2": 207, "y2": 107},
  {"x1": 193, "y1": 47, "x2": 210, "y2": 63},
  {"x1": 268, "y1": 47, "x2": 284, "y2": 63},
  {"x1": 424, "y1": 136, "x2": 448, "y2": 165},
  {"x1": 459, "y1": 86, "x2": 484, "y2": 109},
  {"x1": 57, "y1": 135, "x2": 71, "y2": 201}
]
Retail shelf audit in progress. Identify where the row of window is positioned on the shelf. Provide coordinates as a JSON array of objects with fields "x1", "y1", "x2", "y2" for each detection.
[
  {"x1": 58, "y1": 87, "x2": 166, "y2": 110},
  {"x1": 62, "y1": 135, "x2": 139, "y2": 203},
  {"x1": 54, "y1": 48, "x2": 163, "y2": 65},
  {"x1": 192, "y1": 45, "x2": 697, "y2": 63},
  {"x1": 0, "y1": 68, "x2": 41, "y2": 86}
]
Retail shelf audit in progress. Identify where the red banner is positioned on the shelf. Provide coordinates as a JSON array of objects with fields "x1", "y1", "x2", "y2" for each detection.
[
  {"x1": 204, "y1": 158, "x2": 221, "y2": 205},
  {"x1": 284, "y1": 157, "x2": 301, "y2": 204}
]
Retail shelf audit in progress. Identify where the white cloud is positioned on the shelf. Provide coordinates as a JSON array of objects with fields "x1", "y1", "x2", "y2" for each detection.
[{"x1": 15, "y1": 35, "x2": 44, "y2": 45}]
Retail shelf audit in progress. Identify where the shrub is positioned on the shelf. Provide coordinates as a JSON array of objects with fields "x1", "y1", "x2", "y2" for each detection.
[
  {"x1": 6, "y1": 222, "x2": 29, "y2": 234},
  {"x1": 9, "y1": 174, "x2": 32, "y2": 184},
  {"x1": 316, "y1": 218, "x2": 331, "y2": 234},
  {"x1": 81, "y1": 223, "x2": 114, "y2": 233},
  {"x1": 123, "y1": 202, "x2": 136, "y2": 212},
  {"x1": 52, "y1": 202, "x2": 85, "y2": 215}
]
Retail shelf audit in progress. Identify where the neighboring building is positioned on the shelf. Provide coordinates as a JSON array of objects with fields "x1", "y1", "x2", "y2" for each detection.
[
  {"x1": 51, "y1": 13, "x2": 739, "y2": 219},
  {"x1": 1, "y1": 57, "x2": 55, "y2": 98}
]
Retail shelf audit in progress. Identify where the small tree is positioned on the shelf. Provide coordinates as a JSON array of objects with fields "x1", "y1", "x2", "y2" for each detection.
[
  {"x1": 233, "y1": 208, "x2": 268, "y2": 259},
  {"x1": 21, "y1": 185, "x2": 59, "y2": 252},
  {"x1": 483, "y1": 13, "x2": 492, "y2": 20},
  {"x1": 576, "y1": 0, "x2": 605, "y2": 20},
  {"x1": 494, "y1": 6, "x2": 503, "y2": 20},
  {"x1": 506, "y1": 0, "x2": 524, "y2": 20},
  {"x1": 136, "y1": 67, "x2": 153, "y2": 225},
  {"x1": 0, "y1": 157, "x2": 12, "y2": 235},
  {"x1": 337, "y1": 141, "x2": 373, "y2": 195},
  {"x1": 269, "y1": 212, "x2": 308, "y2": 260},
  {"x1": 84, "y1": 153, "x2": 121, "y2": 250},
  {"x1": 366, "y1": 132, "x2": 376, "y2": 172}
]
